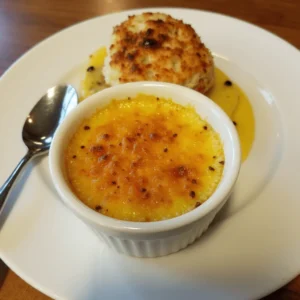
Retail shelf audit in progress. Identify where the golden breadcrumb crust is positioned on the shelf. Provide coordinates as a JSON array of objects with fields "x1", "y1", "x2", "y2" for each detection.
[{"x1": 108, "y1": 12, "x2": 215, "y2": 93}]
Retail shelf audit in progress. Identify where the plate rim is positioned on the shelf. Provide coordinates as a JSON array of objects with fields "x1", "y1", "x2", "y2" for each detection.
[{"x1": 0, "y1": 7, "x2": 299, "y2": 300}]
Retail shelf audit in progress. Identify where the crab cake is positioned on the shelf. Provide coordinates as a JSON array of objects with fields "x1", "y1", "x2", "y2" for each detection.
[{"x1": 105, "y1": 12, "x2": 214, "y2": 94}]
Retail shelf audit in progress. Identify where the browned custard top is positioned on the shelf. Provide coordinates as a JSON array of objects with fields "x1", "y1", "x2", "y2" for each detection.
[{"x1": 65, "y1": 95, "x2": 224, "y2": 222}]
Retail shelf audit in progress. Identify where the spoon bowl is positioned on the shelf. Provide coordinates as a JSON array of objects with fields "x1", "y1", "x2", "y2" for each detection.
[{"x1": 22, "y1": 85, "x2": 77, "y2": 154}]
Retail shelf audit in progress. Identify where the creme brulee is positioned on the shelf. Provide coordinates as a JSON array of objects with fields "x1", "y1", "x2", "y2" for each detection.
[{"x1": 65, "y1": 95, "x2": 224, "y2": 222}]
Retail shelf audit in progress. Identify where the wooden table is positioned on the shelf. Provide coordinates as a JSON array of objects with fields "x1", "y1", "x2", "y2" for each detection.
[{"x1": 0, "y1": 0, "x2": 299, "y2": 299}]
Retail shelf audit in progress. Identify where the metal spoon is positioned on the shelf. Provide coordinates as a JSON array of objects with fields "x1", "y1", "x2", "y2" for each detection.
[{"x1": 0, "y1": 85, "x2": 78, "y2": 215}]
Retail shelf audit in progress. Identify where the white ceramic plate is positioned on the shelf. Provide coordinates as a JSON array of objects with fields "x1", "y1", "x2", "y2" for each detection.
[{"x1": 0, "y1": 8, "x2": 299, "y2": 300}]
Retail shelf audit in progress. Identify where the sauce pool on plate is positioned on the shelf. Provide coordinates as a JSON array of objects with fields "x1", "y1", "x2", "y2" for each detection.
[
  {"x1": 207, "y1": 68, "x2": 255, "y2": 161},
  {"x1": 80, "y1": 47, "x2": 255, "y2": 161},
  {"x1": 65, "y1": 95, "x2": 224, "y2": 222},
  {"x1": 80, "y1": 47, "x2": 109, "y2": 99}
]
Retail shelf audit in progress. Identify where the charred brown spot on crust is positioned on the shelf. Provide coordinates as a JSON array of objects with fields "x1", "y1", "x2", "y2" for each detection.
[
  {"x1": 142, "y1": 38, "x2": 160, "y2": 49},
  {"x1": 126, "y1": 136, "x2": 136, "y2": 143},
  {"x1": 98, "y1": 154, "x2": 109, "y2": 162},
  {"x1": 190, "y1": 191, "x2": 196, "y2": 198},
  {"x1": 127, "y1": 53, "x2": 134, "y2": 60},
  {"x1": 202, "y1": 62, "x2": 208, "y2": 69},
  {"x1": 195, "y1": 202, "x2": 201, "y2": 208},
  {"x1": 124, "y1": 36, "x2": 135, "y2": 44},
  {"x1": 95, "y1": 205, "x2": 102, "y2": 211},
  {"x1": 149, "y1": 133, "x2": 159, "y2": 140},
  {"x1": 153, "y1": 19, "x2": 164, "y2": 24},
  {"x1": 130, "y1": 157, "x2": 143, "y2": 168},
  {"x1": 146, "y1": 28, "x2": 154, "y2": 36},
  {"x1": 90, "y1": 145, "x2": 104, "y2": 153},
  {"x1": 158, "y1": 33, "x2": 168, "y2": 41},
  {"x1": 131, "y1": 64, "x2": 139, "y2": 72},
  {"x1": 172, "y1": 166, "x2": 187, "y2": 178}
]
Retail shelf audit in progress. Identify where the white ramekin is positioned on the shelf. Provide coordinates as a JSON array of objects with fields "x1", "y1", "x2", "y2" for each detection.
[{"x1": 49, "y1": 81, "x2": 241, "y2": 258}]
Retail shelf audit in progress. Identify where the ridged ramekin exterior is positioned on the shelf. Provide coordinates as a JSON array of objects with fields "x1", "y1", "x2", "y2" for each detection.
[{"x1": 87, "y1": 201, "x2": 224, "y2": 257}]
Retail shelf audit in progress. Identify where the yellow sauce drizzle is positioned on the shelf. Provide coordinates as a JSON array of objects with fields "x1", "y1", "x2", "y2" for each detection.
[
  {"x1": 207, "y1": 69, "x2": 255, "y2": 161},
  {"x1": 80, "y1": 47, "x2": 108, "y2": 100},
  {"x1": 80, "y1": 47, "x2": 255, "y2": 161}
]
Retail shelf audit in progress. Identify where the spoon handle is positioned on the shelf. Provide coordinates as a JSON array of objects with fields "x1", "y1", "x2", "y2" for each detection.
[{"x1": 0, "y1": 151, "x2": 34, "y2": 215}]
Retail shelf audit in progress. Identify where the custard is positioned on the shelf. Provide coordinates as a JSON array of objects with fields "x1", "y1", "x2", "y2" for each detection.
[{"x1": 65, "y1": 95, "x2": 224, "y2": 222}]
